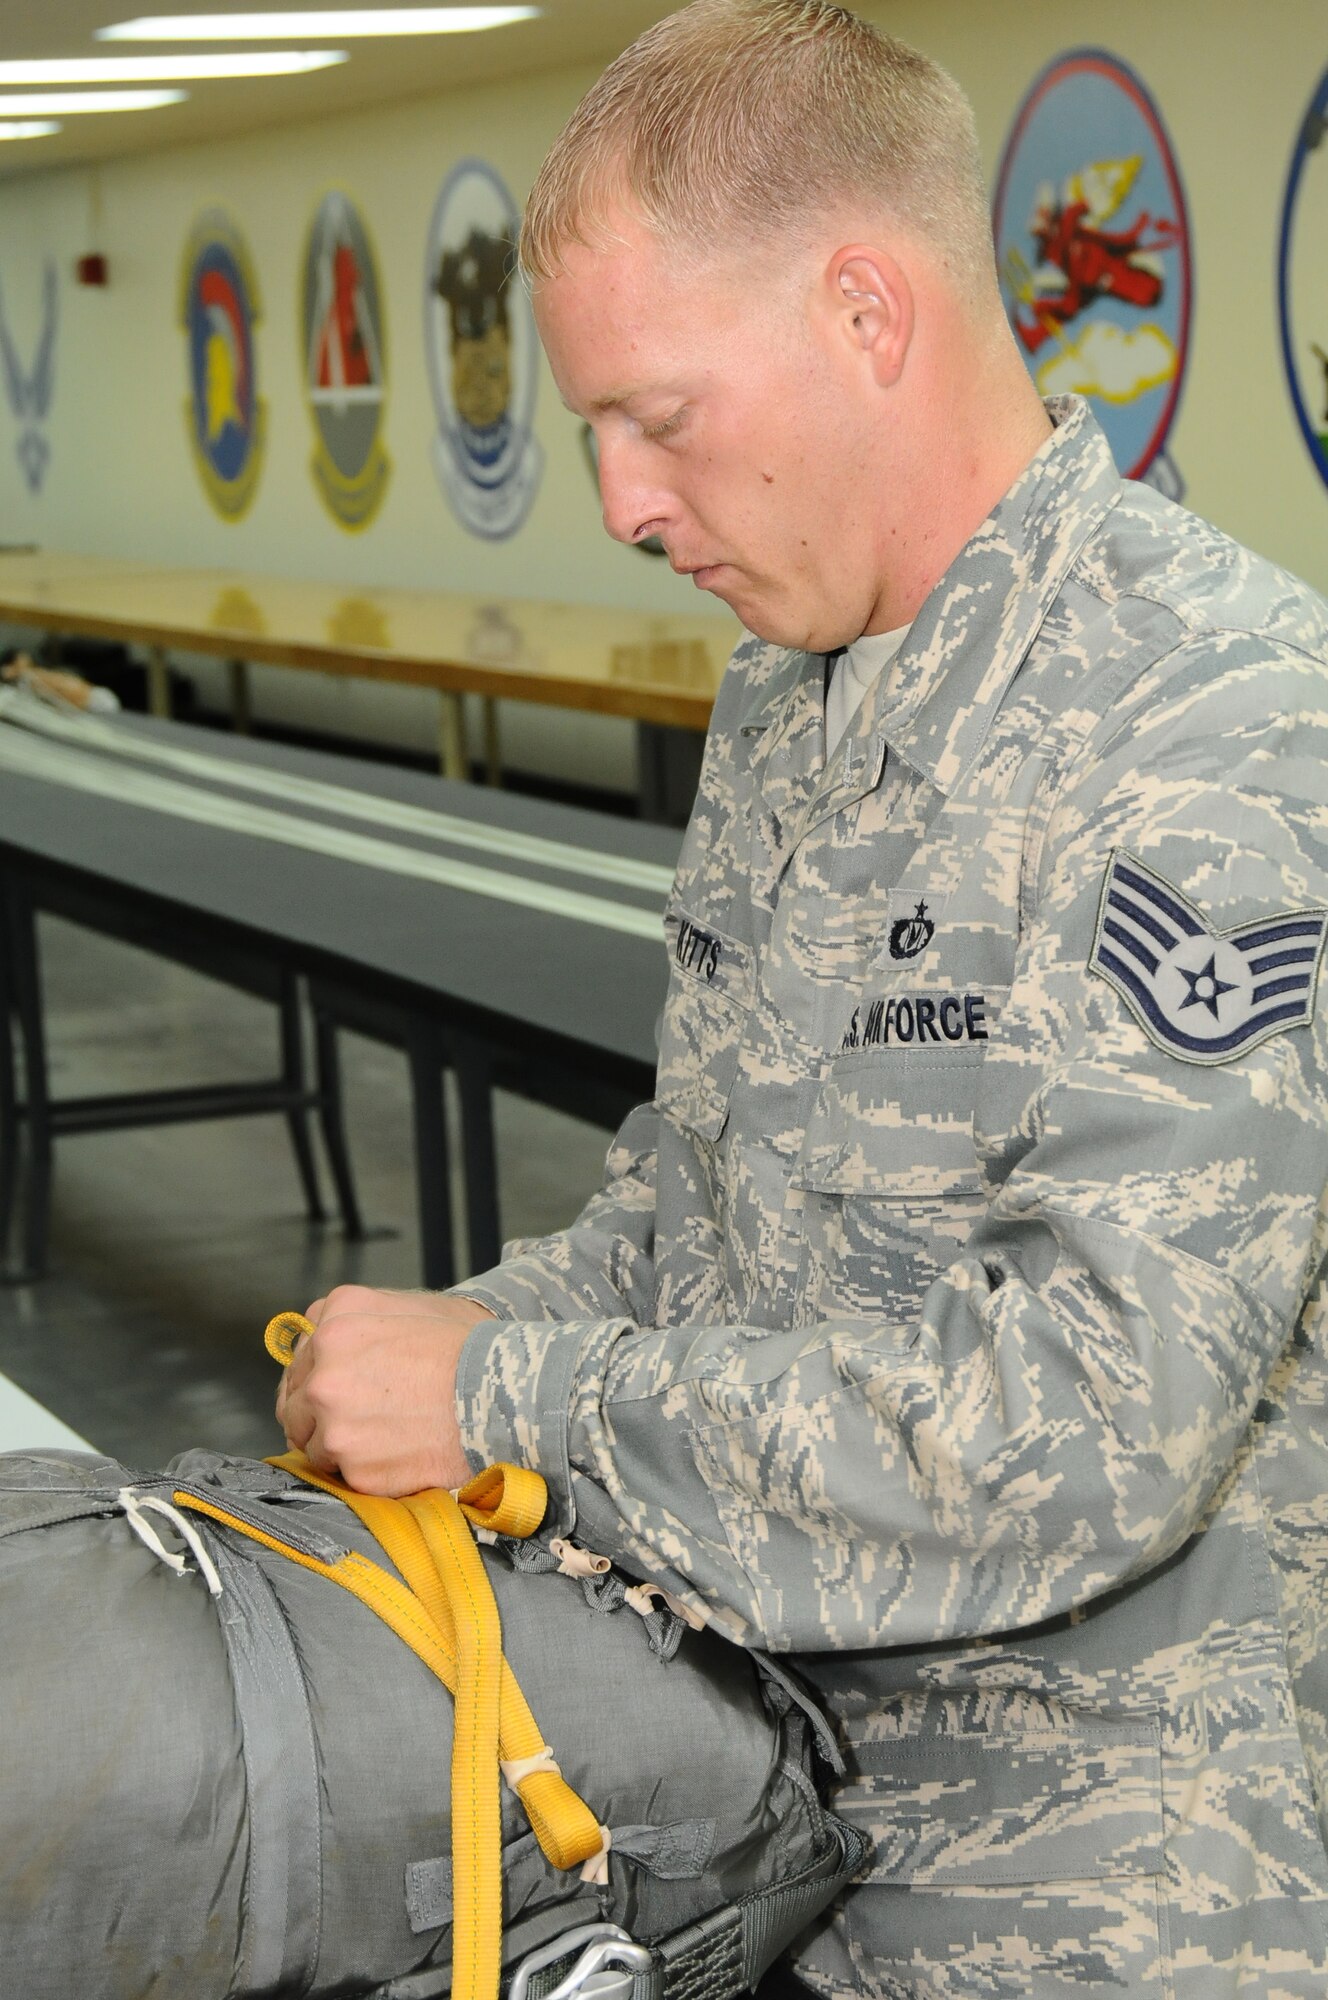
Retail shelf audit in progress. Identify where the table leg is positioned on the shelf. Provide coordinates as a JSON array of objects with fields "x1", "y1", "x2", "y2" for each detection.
[
  {"x1": 4, "y1": 885, "x2": 52, "y2": 1281},
  {"x1": 227, "y1": 658, "x2": 251, "y2": 735},
  {"x1": 482, "y1": 698, "x2": 502, "y2": 788},
  {"x1": 636, "y1": 721, "x2": 706, "y2": 827},
  {"x1": 0, "y1": 876, "x2": 19, "y2": 1272},
  {"x1": 438, "y1": 693, "x2": 467, "y2": 782},
  {"x1": 406, "y1": 1024, "x2": 456, "y2": 1290},
  {"x1": 278, "y1": 972, "x2": 326, "y2": 1224},
  {"x1": 145, "y1": 645, "x2": 171, "y2": 719},
  {"x1": 453, "y1": 1039, "x2": 501, "y2": 1277},
  {"x1": 312, "y1": 1013, "x2": 366, "y2": 1240}
]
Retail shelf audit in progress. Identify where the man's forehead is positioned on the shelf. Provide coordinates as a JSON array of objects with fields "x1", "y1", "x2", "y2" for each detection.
[{"x1": 535, "y1": 238, "x2": 715, "y2": 413}]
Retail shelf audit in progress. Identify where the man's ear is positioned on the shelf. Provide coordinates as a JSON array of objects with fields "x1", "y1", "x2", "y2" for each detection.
[{"x1": 829, "y1": 246, "x2": 914, "y2": 388}]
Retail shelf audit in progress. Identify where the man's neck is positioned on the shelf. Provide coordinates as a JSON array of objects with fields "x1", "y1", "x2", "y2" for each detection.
[{"x1": 861, "y1": 353, "x2": 1054, "y2": 636}]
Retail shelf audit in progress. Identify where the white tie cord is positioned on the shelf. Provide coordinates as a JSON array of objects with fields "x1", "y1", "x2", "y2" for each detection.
[{"x1": 118, "y1": 1486, "x2": 224, "y2": 1598}]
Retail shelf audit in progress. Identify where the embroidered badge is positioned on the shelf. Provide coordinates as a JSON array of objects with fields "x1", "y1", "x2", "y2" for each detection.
[
  {"x1": 1090, "y1": 852, "x2": 1328, "y2": 1065},
  {"x1": 873, "y1": 888, "x2": 949, "y2": 969},
  {"x1": 889, "y1": 898, "x2": 936, "y2": 962}
]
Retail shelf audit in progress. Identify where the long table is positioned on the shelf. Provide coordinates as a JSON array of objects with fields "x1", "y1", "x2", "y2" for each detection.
[
  {"x1": 0, "y1": 550, "x2": 737, "y2": 789},
  {"x1": 0, "y1": 699, "x2": 677, "y2": 1287}
]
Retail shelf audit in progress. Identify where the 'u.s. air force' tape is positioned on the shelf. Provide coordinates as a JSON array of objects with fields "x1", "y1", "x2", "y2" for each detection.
[{"x1": 1090, "y1": 850, "x2": 1328, "y2": 1066}]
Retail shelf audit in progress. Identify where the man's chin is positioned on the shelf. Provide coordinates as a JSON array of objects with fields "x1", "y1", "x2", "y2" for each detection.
[{"x1": 695, "y1": 573, "x2": 843, "y2": 654}]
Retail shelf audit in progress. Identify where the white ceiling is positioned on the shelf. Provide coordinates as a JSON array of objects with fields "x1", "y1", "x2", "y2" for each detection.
[{"x1": 0, "y1": 1, "x2": 675, "y2": 180}]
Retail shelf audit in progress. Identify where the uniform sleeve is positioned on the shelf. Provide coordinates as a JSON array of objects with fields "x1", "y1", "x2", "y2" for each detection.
[
  {"x1": 456, "y1": 637, "x2": 1328, "y2": 1653},
  {"x1": 448, "y1": 1100, "x2": 659, "y2": 1326}
]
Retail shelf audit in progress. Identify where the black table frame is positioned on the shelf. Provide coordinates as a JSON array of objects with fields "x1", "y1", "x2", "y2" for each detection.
[{"x1": 0, "y1": 843, "x2": 653, "y2": 1290}]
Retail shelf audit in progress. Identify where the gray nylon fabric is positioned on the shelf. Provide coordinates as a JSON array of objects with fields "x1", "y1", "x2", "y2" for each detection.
[
  {"x1": 209, "y1": 1534, "x2": 324, "y2": 1993},
  {"x1": 0, "y1": 1447, "x2": 849, "y2": 1999}
]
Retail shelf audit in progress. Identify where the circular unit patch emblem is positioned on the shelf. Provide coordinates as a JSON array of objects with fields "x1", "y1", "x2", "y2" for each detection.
[
  {"x1": 180, "y1": 209, "x2": 265, "y2": 521},
  {"x1": 992, "y1": 47, "x2": 1192, "y2": 496},
  {"x1": 1278, "y1": 70, "x2": 1328, "y2": 496},
  {"x1": 424, "y1": 158, "x2": 543, "y2": 540},
  {"x1": 299, "y1": 190, "x2": 390, "y2": 531}
]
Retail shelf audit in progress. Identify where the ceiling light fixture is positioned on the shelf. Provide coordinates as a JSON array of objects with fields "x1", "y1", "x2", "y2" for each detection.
[
  {"x1": 98, "y1": 9, "x2": 539, "y2": 40},
  {"x1": 0, "y1": 55, "x2": 345, "y2": 84},
  {"x1": 0, "y1": 91, "x2": 187, "y2": 114},
  {"x1": 0, "y1": 120, "x2": 61, "y2": 141}
]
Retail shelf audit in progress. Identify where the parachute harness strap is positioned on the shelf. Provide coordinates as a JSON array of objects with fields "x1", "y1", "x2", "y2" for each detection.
[{"x1": 170, "y1": 1311, "x2": 610, "y2": 2000}]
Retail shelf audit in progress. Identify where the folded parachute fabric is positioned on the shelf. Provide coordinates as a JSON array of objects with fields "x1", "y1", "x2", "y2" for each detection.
[{"x1": 0, "y1": 1434, "x2": 860, "y2": 1999}]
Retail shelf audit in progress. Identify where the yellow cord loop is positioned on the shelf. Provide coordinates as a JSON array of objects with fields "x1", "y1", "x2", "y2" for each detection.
[
  {"x1": 235, "y1": 1311, "x2": 609, "y2": 2000},
  {"x1": 264, "y1": 1309, "x2": 312, "y2": 1366}
]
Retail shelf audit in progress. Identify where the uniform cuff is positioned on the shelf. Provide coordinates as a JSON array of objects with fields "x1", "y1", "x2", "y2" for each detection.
[{"x1": 454, "y1": 1314, "x2": 630, "y2": 1537}]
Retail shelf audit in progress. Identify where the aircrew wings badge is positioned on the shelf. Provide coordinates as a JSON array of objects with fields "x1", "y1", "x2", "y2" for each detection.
[{"x1": 1090, "y1": 851, "x2": 1327, "y2": 1066}]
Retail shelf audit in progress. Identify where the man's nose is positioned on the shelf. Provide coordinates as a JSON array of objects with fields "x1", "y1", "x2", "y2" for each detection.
[{"x1": 597, "y1": 434, "x2": 669, "y2": 547}]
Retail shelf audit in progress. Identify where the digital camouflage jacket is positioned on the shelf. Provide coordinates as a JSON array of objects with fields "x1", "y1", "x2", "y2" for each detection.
[{"x1": 455, "y1": 399, "x2": 1328, "y2": 1997}]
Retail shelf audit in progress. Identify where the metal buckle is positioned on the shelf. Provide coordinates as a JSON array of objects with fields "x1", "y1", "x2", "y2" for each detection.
[{"x1": 507, "y1": 1922, "x2": 653, "y2": 2000}]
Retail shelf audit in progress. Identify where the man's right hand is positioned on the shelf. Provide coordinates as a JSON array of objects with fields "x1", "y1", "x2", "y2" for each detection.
[{"x1": 275, "y1": 1283, "x2": 494, "y2": 1496}]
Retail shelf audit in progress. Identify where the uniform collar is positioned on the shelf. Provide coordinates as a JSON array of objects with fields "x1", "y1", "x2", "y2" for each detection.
[{"x1": 740, "y1": 396, "x2": 1122, "y2": 804}]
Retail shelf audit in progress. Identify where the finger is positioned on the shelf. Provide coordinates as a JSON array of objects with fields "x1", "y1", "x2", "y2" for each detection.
[
  {"x1": 282, "y1": 1387, "x2": 317, "y2": 1455},
  {"x1": 298, "y1": 1418, "x2": 341, "y2": 1479},
  {"x1": 278, "y1": 1330, "x2": 320, "y2": 1451},
  {"x1": 282, "y1": 1324, "x2": 318, "y2": 1402},
  {"x1": 303, "y1": 1295, "x2": 328, "y2": 1327}
]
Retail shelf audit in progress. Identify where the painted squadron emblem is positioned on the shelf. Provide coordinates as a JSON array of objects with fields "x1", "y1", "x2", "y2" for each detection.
[
  {"x1": 1090, "y1": 852, "x2": 1328, "y2": 1066},
  {"x1": 889, "y1": 899, "x2": 935, "y2": 961},
  {"x1": 0, "y1": 259, "x2": 57, "y2": 496},
  {"x1": 180, "y1": 212, "x2": 264, "y2": 521},
  {"x1": 424, "y1": 158, "x2": 542, "y2": 540},
  {"x1": 300, "y1": 190, "x2": 389, "y2": 531},
  {"x1": 992, "y1": 48, "x2": 1192, "y2": 498}
]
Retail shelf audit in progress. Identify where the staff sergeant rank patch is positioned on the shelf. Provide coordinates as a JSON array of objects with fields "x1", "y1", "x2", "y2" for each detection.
[{"x1": 1090, "y1": 851, "x2": 1328, "y2": 1065}]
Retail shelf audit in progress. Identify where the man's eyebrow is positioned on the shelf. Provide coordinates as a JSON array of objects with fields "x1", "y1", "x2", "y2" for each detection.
[
  {"x1": 586, "y1": 388, "x2": 639, "y2": 414},
  {"x1": 558, "y1": 390, "x2": 635, "y2": 417}
]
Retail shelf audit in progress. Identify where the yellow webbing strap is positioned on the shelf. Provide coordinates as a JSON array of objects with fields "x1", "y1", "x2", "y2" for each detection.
[
  {"x1": 264, "y1": 1451, "x2": 603, "y2": 1874},
  {"x1": 174, "y1": 1313, "x2": 607, "y2": 2000}
]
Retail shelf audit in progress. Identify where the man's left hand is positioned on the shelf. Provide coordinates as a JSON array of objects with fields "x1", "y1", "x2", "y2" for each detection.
[{"x1": 276, "y1": 1284, "x2": 495, "y2": 1495}]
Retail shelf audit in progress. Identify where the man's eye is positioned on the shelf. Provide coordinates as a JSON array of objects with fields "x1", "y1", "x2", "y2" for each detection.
[{"x1": 641, "y1": 410, "x2": 686, "y2": 441}]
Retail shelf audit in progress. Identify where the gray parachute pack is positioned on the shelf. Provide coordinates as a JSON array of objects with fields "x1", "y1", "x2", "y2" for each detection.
[{"x1": 0, "y1": 1446, "x2": 862, "y2": 1999}]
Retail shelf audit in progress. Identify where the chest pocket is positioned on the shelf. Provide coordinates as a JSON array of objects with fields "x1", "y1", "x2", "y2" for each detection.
[
  {"x1": 657, "y1": 907, "x2": 755, "y2": 1143},
  {"x1": 793, "y1": 1044, "x2": 987, "y2": 1320}
]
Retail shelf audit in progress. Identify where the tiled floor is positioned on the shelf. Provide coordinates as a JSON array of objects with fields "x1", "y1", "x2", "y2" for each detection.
[{"x1": 0, "y1": 916, "x2": 615, "y2": 1464}]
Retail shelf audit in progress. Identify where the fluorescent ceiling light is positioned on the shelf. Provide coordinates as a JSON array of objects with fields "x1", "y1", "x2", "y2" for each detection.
[
  {"x1": 0, "y1": 120, "x2": 61, "y2": 140},
  {"x1": 0, "y1": 55, "x2": 345, "y2": 83},
  {"x1": 99, "y1": 9, "x2": 539, "y2": 40},
  {"x1": 0, "y1": 91, "x2": 187, "y2": 114}
]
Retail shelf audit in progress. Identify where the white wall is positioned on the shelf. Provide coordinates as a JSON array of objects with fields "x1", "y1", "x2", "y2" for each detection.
[{"x1": 1, "y1": 0, "x2": 1325, "y2": 777}]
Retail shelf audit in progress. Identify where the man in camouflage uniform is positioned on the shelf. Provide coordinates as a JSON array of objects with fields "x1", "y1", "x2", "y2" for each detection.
[{"x1": 280, "y1": 4, "x2": 1328, "y2": 1992}]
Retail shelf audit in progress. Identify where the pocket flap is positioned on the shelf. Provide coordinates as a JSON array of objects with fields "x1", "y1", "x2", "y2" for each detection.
[
  {"x1": 796, "y1": 1047, "x2": 984, "y2": 1196},
  {"x1": 836, "y1": 1715, "x2": 1164, "y2": 1887}
]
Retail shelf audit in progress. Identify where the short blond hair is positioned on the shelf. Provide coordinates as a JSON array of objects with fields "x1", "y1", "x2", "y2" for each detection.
[{"x1": 520, "y1": 0, "x2": 995, "y2": 295}]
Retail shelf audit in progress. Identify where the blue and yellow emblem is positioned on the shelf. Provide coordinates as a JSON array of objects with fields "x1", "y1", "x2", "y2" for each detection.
[{"x1": 179, "y1": 209, "x2": 265, "y2": 521}]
